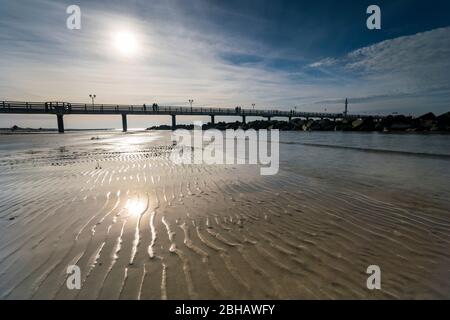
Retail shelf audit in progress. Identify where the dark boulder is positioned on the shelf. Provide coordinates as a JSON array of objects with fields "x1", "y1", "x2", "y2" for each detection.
[
  {"x1": 318, "y1": 119, "x2": 334, "y2": 131},
  {"x1": 436, "y1": 112, "x2": 450, "y2": 131},
  {"x1": 418, "y1": 112, "x2": 436, "y2": 121},
  {"x1": 352, "y1": 117, "x2": 375, "y2": 131}
]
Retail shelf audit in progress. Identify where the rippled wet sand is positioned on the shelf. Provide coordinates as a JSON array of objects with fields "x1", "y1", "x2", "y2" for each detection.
[{"x1": 0, "y1": 132, "x2": 449, "y2": 299}]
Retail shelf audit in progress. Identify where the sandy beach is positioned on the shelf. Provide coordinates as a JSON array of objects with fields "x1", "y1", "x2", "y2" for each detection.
[{"x1": 0, "y1": 130, "x2": 449, "y2": 299}]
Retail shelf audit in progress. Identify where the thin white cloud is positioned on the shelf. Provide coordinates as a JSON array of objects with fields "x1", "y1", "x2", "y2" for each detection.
[{"x1": 308, "y1": 57, "x2": 337, "y2": 68}]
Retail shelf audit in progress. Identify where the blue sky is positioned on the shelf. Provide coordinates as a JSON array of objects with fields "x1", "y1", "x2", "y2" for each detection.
[{"x1": 0, "y1": 0, "x2": 449, "y2": 128}]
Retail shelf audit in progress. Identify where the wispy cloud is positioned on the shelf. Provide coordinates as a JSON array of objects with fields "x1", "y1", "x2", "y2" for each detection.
[
  {"x1": 308, "y1": 58, "x2": 337, "y2": 68},
  {"x1": 307, "y1": 27, "x2": 450, "y2": 113}
]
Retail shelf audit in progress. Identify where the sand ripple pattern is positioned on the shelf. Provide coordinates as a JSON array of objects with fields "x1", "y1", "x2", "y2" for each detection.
[{"x1": 0, "y1": 135, "x2": 449, "y2": 299}]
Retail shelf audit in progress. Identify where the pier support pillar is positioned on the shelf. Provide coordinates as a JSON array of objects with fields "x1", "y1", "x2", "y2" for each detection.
[
  {"x1": 288, "y1": 116, "x2": 292, "y2": 122},
  {"x1": 122, "y1": 114, "x2": 127, "y2": 132},
  {"x1": 211, "y1": 115, "x2": 215, "y2": 124},
  {"x1": 268, "y1": 117, "x2": 271, "y2": 121},
  {"x1": 171, "y1": 114, "x2": 176, "y2": 130},
  {"x1": 242, "y1": 115, "x2": 246, "y2": 124},
  {"x1": 57, "y1": 114, "x2": 64, "y2": 133}
]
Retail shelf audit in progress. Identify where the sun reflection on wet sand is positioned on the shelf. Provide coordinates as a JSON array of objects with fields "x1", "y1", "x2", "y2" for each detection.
[
  {"x1": 125, "y1": 196, "x2": 148, "y2": 217},
  {"x1": 106, "y1": 133, "x2": 163, "y2": 153}
]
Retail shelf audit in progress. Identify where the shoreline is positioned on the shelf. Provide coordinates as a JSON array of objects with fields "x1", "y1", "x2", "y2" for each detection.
[
  {"x1": 2, "y1": 127, "x2": 449, "y2": 135},
  {"x1": 0, "y1": 128, "x2": 114, "y2": 135},
  {"x1": 2, "y1": 129, "x2": 449, "y2": 135}
]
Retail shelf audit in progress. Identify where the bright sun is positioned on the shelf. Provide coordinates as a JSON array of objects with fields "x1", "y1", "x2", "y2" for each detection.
[{"x1": 113, "y1": 31, "x2": 138, "y2": 57}]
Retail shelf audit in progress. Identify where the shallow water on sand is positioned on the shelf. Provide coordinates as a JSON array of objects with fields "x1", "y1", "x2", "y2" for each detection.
[{"x1": 0, "y1": 131, "x2": 449, "y2": 299}]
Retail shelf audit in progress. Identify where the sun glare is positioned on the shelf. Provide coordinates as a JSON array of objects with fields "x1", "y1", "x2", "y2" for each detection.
[
  {"x1": 113, "y1": 31, "x2": 138, "y2": 57},
  {"x1": 126, "y1": 198, "x2": 147, "y2": 216}
]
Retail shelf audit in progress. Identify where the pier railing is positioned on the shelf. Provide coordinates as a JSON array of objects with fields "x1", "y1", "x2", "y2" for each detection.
[
  {"x1": 1, "y1": 100, "x2": 385, "y2": 133},
  {"x1": 1, "y1": 100, "x2": 379, "y2": 119}
]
